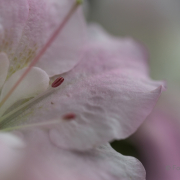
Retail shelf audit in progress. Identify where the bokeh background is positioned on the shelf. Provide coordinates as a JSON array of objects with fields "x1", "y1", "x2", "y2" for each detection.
[{"x1": 86, "y1": 1, "x2": 180, "y2": 180}]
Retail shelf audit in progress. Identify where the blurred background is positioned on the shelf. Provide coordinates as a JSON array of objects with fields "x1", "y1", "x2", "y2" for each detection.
[{"x1": 85, "y1": 1, "x2": 180, "y2": 180}]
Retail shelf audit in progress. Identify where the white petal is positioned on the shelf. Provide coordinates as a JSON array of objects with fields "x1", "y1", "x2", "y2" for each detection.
[
  {"x1": 0, "y1": 67, "x2": 49, "y2": 116},
  {"x1": 0, "y1": 52, "x2": 9, "y2": 89}
]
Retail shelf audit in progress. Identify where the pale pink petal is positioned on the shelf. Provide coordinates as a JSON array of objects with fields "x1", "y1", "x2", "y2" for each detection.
[
  {"x1": 0, "y1": 0, "x2": 29, "y2": 74},
  {"x1": 13, "y1": 32, "x2": 164, "y2": 151},
  {"x1": 87, "y1": 24, "x2": 149, "y2": 77},
  {"x1": 0, "y1": 133, "x2": 24, "y2": 180},
  {"x1": 19, "y1": 129, "x2": 145, "y2": 180},
  {"x1": 49, "y1": 72, "x2": 162, "y2": 150},
  {"x1": 12, "y1": 0, "x2": 86, "y2": 76},
  {"x1": 36, "y1": 0, "x2": 87, "y2": 76},
  {"x1": 9, "y1": 0, "x2": 47, "y2": 74},
  {"x1": 1, "y1": 0, "x2": 86, "y2": 76}
]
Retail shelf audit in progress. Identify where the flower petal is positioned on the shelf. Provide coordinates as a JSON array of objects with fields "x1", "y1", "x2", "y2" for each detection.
[
  {"x1": 35, "y1": 0, "x2": 87, "y2": 76},
  {"x1": 12, "y1": 0, "x2": 86, "y2": 76},
  {"x1": 0, "y1": 0, "x2": 29, "y2": 76},
  {"x1": 0, "y1": 0, "x2": 86, "y2": 77},
  {"x1": 12, "y1": 30, "x2": 164, "y2": 151},
  {"x1": 19, "y1": 129, "x2": 145, "y2": 180},
  {"x1": 0, "y1": 67, "x2": 49, "y2": 116},
  {"x1": 133, "y1": 109, "x2": 180, "y2": 180},
  {"x1": 0, "y1": 133, "x2": 24, "y2": 179},
  {"x1": 87, "y1": 24, "x2": 149, "y2": 77},
  {"x1": 49, "y1": 72, "x2": 162, "y2": 150},
  {"x1": 0, "y1": 52, "x2": 9, "y2": 89},
  {"x1": 8, "y1": 0, "x2": 47, "y2": 75}
]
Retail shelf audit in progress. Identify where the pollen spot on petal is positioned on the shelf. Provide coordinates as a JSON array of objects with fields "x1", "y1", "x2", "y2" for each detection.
[{"x1": 51, "y1": 77, "x2": 64, "y2": 88}]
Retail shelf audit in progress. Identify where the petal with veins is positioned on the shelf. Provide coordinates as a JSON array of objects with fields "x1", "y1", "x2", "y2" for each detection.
[
  {"x1": 0, "y1": 133, "x2": 24, "y2": 180},
  {"x1": 19, "y1": 129, "x2": 145, "y2": 180},
  {"x1": 0, "y1": 0, "x2": 86, "y2": 76},
  {"x1": 0, "y1": 0, "x2": 29, "y2": 75},
  {"x1": 12, "y1": 29, "x2": 164, "y2": 150},
  {"x1": 0, "y1": 67, "x2": 49, "y2": 116},
  {"x1": 0, "y1": 52, "x2": 9, "y2": 89},
  {"x1": 36, "y1": 0, "x2": 87, "y2": 76},
  {"x1": 10, "y1": 0, "x2": 47, "y2": 75}
]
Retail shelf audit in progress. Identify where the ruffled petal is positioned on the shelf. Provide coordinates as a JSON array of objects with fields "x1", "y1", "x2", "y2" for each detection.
[
  {"x1": 0, "y1": 67, "x2": 49, "y2": 116},
  {"x1": 0, "y1": 133, "x2": 24, "y2": 179},
  {"x1": 18, "y1": 129, "x2": 145, "y2": 180},
  {"x1": 49, "y1": 72, "x2": 162, "y2": 150},
  {"x1": 11, "y1": 28, "x2": 164, "y2": 151},
  {"x1": 87, "y1": 24, "x2": 149, "y2": 77}
]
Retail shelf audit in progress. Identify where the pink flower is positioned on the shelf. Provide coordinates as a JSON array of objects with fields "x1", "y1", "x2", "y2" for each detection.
[
  {"x1": 133, "y1": 108, "x2": 180, "y2": 180},
  {"x1": 0, "y1": 0, "x2": 164, "y2": 179}
]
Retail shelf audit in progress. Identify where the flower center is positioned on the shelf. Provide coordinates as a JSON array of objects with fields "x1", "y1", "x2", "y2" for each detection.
[
  {"x1": 0, "y1": 62, "x2": 50, "y2": 117},
  {"x1": 0, "y1": 0, "x2": 82, "y2": 130}
]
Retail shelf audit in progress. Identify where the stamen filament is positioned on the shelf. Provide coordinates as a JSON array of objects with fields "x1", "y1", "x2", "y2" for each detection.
[
  {"x1": 2, "y1": 113, "x2": 76, "y2": 131},
  {"x1": 0, "y1": 85, "x2": 61, "y2": 126},
  {"x1": 0, "y1": 1, "x2": 81, "y2": 108},
  {"x1": 2, "y1": 119, "x2": 62, "y2": 132}
]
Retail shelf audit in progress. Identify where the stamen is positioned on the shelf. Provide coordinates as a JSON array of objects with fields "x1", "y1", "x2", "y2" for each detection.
[
  {"x1": 51, "y1": 77, "x2": 64, "y2": 88},
  {"x1": 63, "y1": 113, "x2": 76, "y2": 120},
  {"x1": 2, "y1": 120, "x2": 61, "y2": 132},
  {"x1": 0, "y1": 1, "x2": 82, "y2": 108},
  {"x1": 2, "y1": 113, "x2": 76, "y2": 131},
  {"x1": 0, "y1": 85, "x2": 63, "y2": 126}
]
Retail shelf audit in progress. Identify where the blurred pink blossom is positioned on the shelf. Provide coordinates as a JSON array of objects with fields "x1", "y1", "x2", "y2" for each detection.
[{"x1": 133, "y1": 107, "x2": 180, "y2": 180}]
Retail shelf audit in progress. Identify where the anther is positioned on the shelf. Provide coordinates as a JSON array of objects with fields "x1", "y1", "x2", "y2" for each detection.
[
  {"x1": 2, "y1": 114, "x2": 76, "y2": 131},
  {"x1": 63, "y1": 113, "x2": 76, "y2": 120},
  {"x1": 51, "y1": 77, "x2": 64, "y2": 88}
]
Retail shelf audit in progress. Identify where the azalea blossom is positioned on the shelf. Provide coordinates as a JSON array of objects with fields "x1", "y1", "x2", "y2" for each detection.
[{"x1": 0, "y1": 0, "x2": 165, "y2": 179}]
